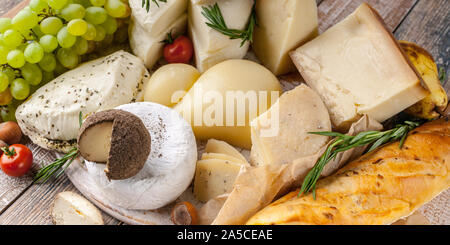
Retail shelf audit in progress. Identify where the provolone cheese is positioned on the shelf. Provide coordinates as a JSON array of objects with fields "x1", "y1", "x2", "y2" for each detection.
[
  {"x1": 250, "y1": 84, "x2": 331, "y2": 166},
  {"x1": 205, "y1": 138, "x2": 248, "y2": 163},
  {"x1": 253, "y1": 0, "x2": 318, "y2": 75},
  {"x1": 188, "y1": 0, "x2": 253, "y2": 72},
  {"x1": 193, "y1": 158, "x2": 242, "y2": 202},
  {"x1": 290, "y1": 3, "x2": 428, "y2": 130}
]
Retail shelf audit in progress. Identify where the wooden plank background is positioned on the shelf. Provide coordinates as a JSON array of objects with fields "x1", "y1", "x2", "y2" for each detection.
[{"x1": 0, "y1": 0, "x2": 448, "y2": 225}]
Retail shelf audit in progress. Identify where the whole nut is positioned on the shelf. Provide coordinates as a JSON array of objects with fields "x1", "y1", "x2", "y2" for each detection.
[{"x1": 0, "y1": 121, "x2": 22, "y2": 145}]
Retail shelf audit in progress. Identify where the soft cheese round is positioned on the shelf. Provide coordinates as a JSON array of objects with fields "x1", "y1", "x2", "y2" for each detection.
[{"x1": 84, "y1": 102, "x2": 197, "y2": 210}]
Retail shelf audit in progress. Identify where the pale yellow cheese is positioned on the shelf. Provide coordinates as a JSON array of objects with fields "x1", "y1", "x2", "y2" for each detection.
[
  {"x1": 78, "y1": 122, "x2": 113, "y2": 163},
  {"x1": 205, "y1": 138, "x2": 247, "y2": 163},
  {"x1": 250, "y1": 84, "x2": 331, "y2": 166},
  {"x1": 290, "y1": 3, "x2": 428, "y2": 131},
  {"x1": 201, "y1": 153, "x2": 248, "y2": 166},
  {"x1": 193, "y1": 159, "x2": 242, "y2": 202},
  {"x1": 253, "y1": 0, "x2": 318, "y2": 75}
]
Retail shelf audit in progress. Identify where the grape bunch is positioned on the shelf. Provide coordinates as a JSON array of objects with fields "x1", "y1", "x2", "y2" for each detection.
[{"x1": 0, "y1": 0, "x2": 130, "y2": 121}]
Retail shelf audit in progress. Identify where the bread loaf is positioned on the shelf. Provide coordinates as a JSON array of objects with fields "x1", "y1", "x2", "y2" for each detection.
[{"x1": 246, "y1": 118, "x2": 450, "y2": 225}]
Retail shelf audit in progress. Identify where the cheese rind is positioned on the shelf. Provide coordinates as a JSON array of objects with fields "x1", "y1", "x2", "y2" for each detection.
[
  {"x1": 250, "y1": 84, "x2": 331, "y2": 166},
  {"x1": 188, "y1": 0, "x2": 253, "y2": 72},
  {"x1": 290, "y1": 3, "x2": 427, "y2": 130},
  {"x1": 253, "y1": 0, "x2": 318, "y2": 75}
]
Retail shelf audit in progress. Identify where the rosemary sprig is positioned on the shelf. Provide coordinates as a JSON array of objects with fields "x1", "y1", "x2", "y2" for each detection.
[
  {"x1": 201, "y1": 3, "x2": 257, "y2": 47},
  {"x1": 142, "y1": 0, "x2": 167, "y2": 12},
  {"x1": 299, "y1": 120, "x2": 421, "y2": 199},
  {"x1": 33, "y1": 147, "x2": 79, "y2": 184}
]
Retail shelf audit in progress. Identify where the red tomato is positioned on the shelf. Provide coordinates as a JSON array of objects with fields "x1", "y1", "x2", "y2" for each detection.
[
  {"x1": 163, "y1": 35, "x2": 194, "y2": 64},
  {"x1": 0, "y1": 144, "x2": 33, "y2": 177}
]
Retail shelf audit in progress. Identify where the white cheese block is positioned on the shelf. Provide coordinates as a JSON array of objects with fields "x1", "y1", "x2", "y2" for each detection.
[
  {"x1": 290, "y1": 3, "x2": 428, "y2": 131},
  {"x1": 253, "y1": 0, "x2": 318, "y2": 75},
  {"x1": 188, "y1": 0, "x2": 253, "y2": 72},
  {"x1": 16, "y1": 51, "x2": 149, "y2": 152},
  {"x1": 129, "y1": 0, "x2": 188, "y2": 36},
  {"x1": 205, "y1": 138, "x2": 248, "y2": 163},
  {"x1": 84, "y1": 102, "x2": 197, "y2": 210},
  {"x1": 250, "y1": 84, "x2": 331, "y2": 166},
  {"x1": 130, "y1": 14, "x2": 188, "y2": 69},
  {"x1": 51, "y1": 191, "x2": 104, "y2": 225},
  {"x1": 193, "y1": 158, "x2": 242, "y2": 202}
]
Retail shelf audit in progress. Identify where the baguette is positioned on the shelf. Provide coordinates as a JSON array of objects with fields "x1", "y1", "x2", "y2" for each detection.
[{"x1": 246, "y1": 118, "x2": 450, "y2": 225}]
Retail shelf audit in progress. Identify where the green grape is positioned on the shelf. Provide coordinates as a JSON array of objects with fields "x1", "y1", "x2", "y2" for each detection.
[
  {"x1": 0, "y1": 18, "x2": 12, "y2": 33},
  {"x1": 2, "y1": 29, "x2": 24, "y2": 48},
  {"x1": 84, "y1": 6, "x2": 108, "y2": 25},
  {"x1": 73, "y1": 0, "x2": 93, "y2": 8},
  {"x1": 1, "y1": 104, "x2": 17, "y2": 122},
  {"x1": 42, "y1": 71, "x2": 54, "y2": 83},
  {"x1": 24, "y1": 42, "x2": 45, "y2": 64},
  {"x1": 10, "y1": 78, "x2": 30, "y2": 100},
  {"x1": 29, "y1": 0, "x2": 49, "y2": 13},
  {"x1": 47, "y1": 0, "x2": 69, "y2": 10},
  {"x1": 19, "y1": 29, "x2": 35, "y2": 41},
  {"x1": 31, "y1": 25, "x2": 45, "y2": 38},
  {"x1": 105, "y1": 0, "x2": 128, "y2": 18},
  {"x1": 67, "y1": 19, "x2": 87, "y2": 36},
  {"x1": 40, "y1": 17, "x2": 63, "y2": 35},
  {"x1": 90, "y1": 0, "x2": 106, "y2": 7},
  {"x1": 7, "y1": 49, "x2": 26, "y2": 68},
  {"x1": 11, "y1": 9, "x2": 39, "y2": 31},
  {"x1": 93, "y1": 25, "x2": 106, "y2": 42},
  {"x1": 60, "y1": 4, "x2": 86, "y2": 21},
  {"x1": 57, "y1": 48, "x2": 79, "y2": 69},
  {"x1": 82, "y1": 22, "x2": 96, "y2": 40},
  {"x1": 21, "y1": 63, "x2": 42, "y2": 86},
  {"x1": 38, "y1": 52, "x2": 57, "y2": 72},
  {"x1": 0, "y1": 72, "x2": 9, "y2": 92},
  {"x1": 54, "y1": 60, "x2": 68, "y2": 76},
  {"x1": 0, "y1": 45, "x2": 9, "y2": 64},
  {"x1": 101, "y1": 16, "x2": 117, "y2": 35},
  {"x1": 73, "y1": 37, "x2": 88, "y2": 55},
  {"x1": 39, "y1": 34, "x2": 59, "y2": 52},
  {"x1": 2, "y1": 66, "x2": 16, "y2": 82},
  {"x1": 57, "y1": 27, "x2": 77, "y2": 48}
]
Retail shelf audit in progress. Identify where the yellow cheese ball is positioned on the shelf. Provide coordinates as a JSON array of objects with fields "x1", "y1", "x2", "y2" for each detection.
[{"x1": 174, "y1": 59, "x2": 282, "y2": 149}]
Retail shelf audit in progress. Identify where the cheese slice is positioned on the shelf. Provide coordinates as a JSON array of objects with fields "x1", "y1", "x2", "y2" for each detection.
[
  {"x1": 250, "y1": 84, "x2": 331, "y2": 166},
  {"x1": 253, "y1": 0, "x2": 319, "y2": 75},
  {"x1": 16, "y1": 51, "x2": 149, "y2": 152},
  {"x1": 130, "y1": 14, "x2": 188, "y2": 69},
  {"x1": 193, "y1": 158, "x2": 242, "y2": 202},
  {"x1": 188, "y1": 0, "x2": 253, "y2": 72},
  {"x1": 51, "y1": 191, "x2": 104, "y2": 225},
  {"x1": 205, "y1": 138, "x2": 248, "y2": 163},
  {"x1": 290, "y1": 3, "x2": 428, "y2": 131},
  {"x1": 201, "y1": 153, "x2": 248, "y2": 166}
]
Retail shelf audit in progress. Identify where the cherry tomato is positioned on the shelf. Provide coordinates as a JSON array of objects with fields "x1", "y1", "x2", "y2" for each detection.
[
  {"x1": 163, "y1": 35, "x2": 194, "y2": 64},
  {"x1": 0, "y1": 144, "x2": 33, "y2": 177}
]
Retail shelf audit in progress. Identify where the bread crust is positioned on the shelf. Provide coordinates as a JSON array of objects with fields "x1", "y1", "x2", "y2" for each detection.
[{"x1": 246, "y1": 118, "x2": 450, "y2": 225}]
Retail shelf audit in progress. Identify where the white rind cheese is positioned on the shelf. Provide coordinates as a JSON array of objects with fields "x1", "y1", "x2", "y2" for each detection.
[
  {"x1": 51, "y1": 191, "x2": 104, "y2": 225},
  {"x1": 188, "y1": 0, "x2": 253, "y2": 72},
  {"x1": 84, "y1": 102, "x2": 197, "y2": 210},
  {"x1": 16, "y1": 51, "x2": 149, "y2": 152},
  {"x1": 250, "y1": 84, "x2": 331, "y2": 166},
  {"x1": 290, "y1": 3, "x2": 428, "y2": 130},
  {"x1": 253, "y1": 0, "x2": 318, "y2": 75}
]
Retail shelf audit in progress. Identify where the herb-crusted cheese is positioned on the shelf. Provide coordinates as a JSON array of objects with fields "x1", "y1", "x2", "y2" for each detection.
[
  {"x1": 16, "y1": 51, "x2": 149, "y2": 152},
  {"x1": 290, "y1": 3, "x2": 428, "y2": 131}
]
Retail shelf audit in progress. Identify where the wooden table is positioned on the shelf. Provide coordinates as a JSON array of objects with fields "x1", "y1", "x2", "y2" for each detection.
[{"x1": 0, "y1": 0, "x2": 448, "y2": 225}]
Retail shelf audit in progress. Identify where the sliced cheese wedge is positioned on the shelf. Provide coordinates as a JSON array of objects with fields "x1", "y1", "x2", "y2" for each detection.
[
  {"x1": 130, "y1": 14, "x2": 188, "y2": 69},
  {"x1": 51, "y1": 191, "x2": 104, "y2": 225},
  {"x1": 193, "y1": 158, "x2": 242, "y2": 202},
  {"x1": 201, "y1": 153, "x2": 248, "y2": 166},
  {"x1": 205, "y1": 138, "x2": 247, "y2": 163},
  {"x1": 253, "y1": 0, "x2": 319, "y2": 75},
  {"x1": 188, "y1": 0, "x2": 253, "y2": 72},
  {"x1": 250, "y1": 84, "x2": 331, "y2": 166},
  {"x1": 290, "y1": 3, "x2": 428, "y2": 131}
]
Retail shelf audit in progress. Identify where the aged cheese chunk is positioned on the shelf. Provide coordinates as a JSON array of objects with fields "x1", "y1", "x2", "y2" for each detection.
[
  {"x1": 188, "y1": 0, "x2": 253, "y2": 72},
  {"x1": 290, "y1": 3, "x2": 428, "y2": 131},
  {"x1": 201, "y1": 153, "x2": 248, "y2": 166},
  {"x1": 250, "y1": 84, "x2": 331, "y2": 166},
  {"x1": 130, "y1": 14, "x2": 188, "y2": 69},
  {"x1": 205, "y1": 138, "x2": 248, "y2": 163},
  {"x1": 253, "y1": 0, "x2": 318, "y2": 75},
  {"x1": 193, "y1": 159, "x2": 242, "y2": 202}
]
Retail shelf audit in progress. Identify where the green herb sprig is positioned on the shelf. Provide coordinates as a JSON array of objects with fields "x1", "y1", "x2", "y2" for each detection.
[
  {"x1": 142, "y1": 0, "x2": 167, "y2": 12},
  {"x1": 201, "y1": 3, "x2": 257, "y2": 47},
  {"x1": 299, "y1": 120, "x2": 421, "y2": 199}
]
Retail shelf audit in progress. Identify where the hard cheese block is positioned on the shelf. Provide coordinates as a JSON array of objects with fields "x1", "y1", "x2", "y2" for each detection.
[
  {"x1": 290, "y1": 3, "x2": 428, "y2": 131},
  {"x1": 250, "y1": 84, "x2": 331, "y2": 166},
  {"x1": 129, "y1": 0, "x2": 188, "y2": 69},
  {"x1": 188, "y1": 0, "x2": 253, "y2": 72},
  {"x1": 253, "y1": 0, "x2": 319, "y2": 75},
  {"x1": 205, "y1": 138, "x2": 248, "y2": 163}
]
